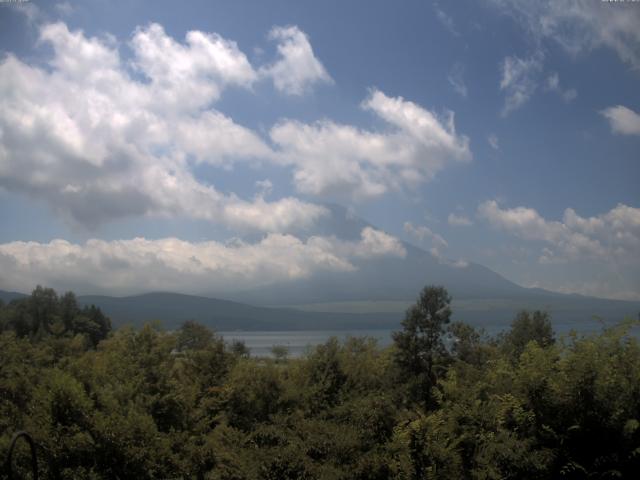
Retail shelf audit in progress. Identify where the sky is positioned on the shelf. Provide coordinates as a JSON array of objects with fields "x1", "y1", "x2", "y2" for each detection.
[{"x1": 0, "y1": 0, "x2": 638, "y2": 300}]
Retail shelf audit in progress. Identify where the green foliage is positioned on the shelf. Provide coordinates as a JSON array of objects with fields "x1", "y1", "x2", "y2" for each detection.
[
  {"x1": 271, "y1": 344, "x2": 289, "y2": 362},
  {"x1": 0, "y1": 286, "x2": 639, "y2": 479},
  {"x1": 392, "y1": 285, "x2": 452, "y2": 407},
  {"x1": 0, "y1": 286, "x2": 111, "y2": 346},
  {"x1": 499, "y1": 310, "x2": 555, "y2": 360},
  {"x1": 177, "y1": 319, "x2": 214, "y2": 351},
  {"x1": 224, "y1": 360, "x2": 286, "y2": 431},
  {"x1": 448, "y1": 320, "x2": 493, "y2": 366}
]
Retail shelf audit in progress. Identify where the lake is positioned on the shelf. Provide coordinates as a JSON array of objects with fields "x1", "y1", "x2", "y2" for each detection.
[
  {"x1": 218, "y1": 329, "x2": 394, "y2": 357},
  {"x1": 219, "y1": 317, "x2": 623, "y2": 357}
]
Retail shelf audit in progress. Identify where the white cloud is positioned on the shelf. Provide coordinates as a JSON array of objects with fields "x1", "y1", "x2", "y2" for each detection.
[
  {"x1": 488, "y1": 0, "x2": 640, "y2": 70},
  {"x1": 0, "y1": 21, "x2": 327, "y2": 232},
  {"x1": 270, "y1": 89, "x2": 472, "y2": 199},
  {"x1": 356, "y1": 227, "x2": 407, "y2": 258},
  {"x1": 499, "y1": 53, "x2": 543, "y2": 116},
  {"x1": 255, "y1": 179, "x2": 273, "y2": 197},
  {"x1": 403, "y1": 220, "x2": 470, "y2": 267},
  {"x1": 546, "y1": 72, "x2": 560, "y2": 90},
  {"x1": 404, "y1": 222, "x2": 448, "y2": 250},
  {"x1": 544, "y1": 73, "x2": 577, "y2": 102},
  {"x1": 448, "y1": 62, "x2": 468, "y2": 97},
  {"x1": 14, "y1": 2, "x2": 43, "y2": 24},
  {"x1": 448, "y1": 213, "x2": 473, "y2": 227},
  {"x1": 487, "y1": 133, "x2": 500, "y2": 150},
  {"x1": 0, "y1": 21, "x2": 473, "y2": 232},
  {"x1": 0, "y1": 228, "x2": 405, "y2": 295},
  {"x1": 222, "y1": 197, "x2": 327, "y2": 232},
  {"x1": 499, "y1": 57, "x2": 577, "y2": 115},
  {"x1": 300, "y1": 226, "x2": 407, "y2": 261},
  {"x1": 1, "y1": 20, "x2": 467, "y2": 230},
  {"x1": 562, "y1": 89, "x2": 577, "y2": 102},
  {"x1": 404, "y1": 222, "x2": 445, "y2": 262},
  {"x1": 130, "y1": 23, "x2": 257, "y2": 111},
  {"x1": 478, "y1": 200, "x2": 640, "y2": 264},
  {"x1": 601, "y1": 105, "x2": 640, "y2": 136},
  {"x1": 261, "y1": 25, "x2": 333, "y2": 95},
  {"x1": 172, "y1": 111, "x2": 273, "y2": 166},
  {"x1": 434, "y1": 3, "x2": 459, "y2": 36},
  {"x1": 55, "y1": 2, "x2": 74, "y2": 16}
]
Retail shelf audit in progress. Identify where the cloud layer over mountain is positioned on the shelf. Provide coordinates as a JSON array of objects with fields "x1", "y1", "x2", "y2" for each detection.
[{"x1": 0, "y1": 227, "x2": 405, "y2": 295}]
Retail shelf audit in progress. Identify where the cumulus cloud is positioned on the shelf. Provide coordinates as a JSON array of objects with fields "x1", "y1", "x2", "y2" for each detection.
[
  {"x1": 221, "y1": 197, "x2": 327, "y2": 232},
  {"x1": 270, "y1": 89, "x2": 472, "y2": 199},
  {"x1": 448, "y1": 213, "x2": 473, "y2": 227},
  {"x1": 0, "y1": 227, "x2": 405, "y2": 295},
  {"x1": 356, "y1": 227, "x2": 407, "y2": 258},
  {"x1": 601, "y1": 105, "x2": 640, "y2": 136},
  {"x1": 487, "y1": 0, "x2": 640, "y2": 70},
  {"x1": 403, "y1": 220, "x2": 469, "y2": 267},
  {"x1": 261, "y1": 25, "x2": 333, "y2": 95},
  {"x1": 404, "y1": 222, "x2": 448, "y2": 250},
  {"x1": 0, "y1": 21, "x2": 326, "y2": 232},
  {"x1": 130, "y1": 23, "x2": 257, "y2": 110},
  {"x1": 478, "y1": 200, "x2": 640, "y2": 264},
  {"x1": 404, "y1": 222, "x2": 446, "y2": 262},
  {"x1": 499, "y1": 53, "x2": 543, "y2": 116}
]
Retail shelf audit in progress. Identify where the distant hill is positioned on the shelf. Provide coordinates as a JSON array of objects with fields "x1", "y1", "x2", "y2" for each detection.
[
  {"x1": 76, "y1": 292, "x2": 400, "y2": 331},
  {"x1": 2, "y1": 287, "x2": 637, "y2": 333},
  {"x1": 70, "y1": 291, "x2": 640, "y2": 333},
  {"x1": 0, "y1": 290, "x2": 27, "y2": 304}
]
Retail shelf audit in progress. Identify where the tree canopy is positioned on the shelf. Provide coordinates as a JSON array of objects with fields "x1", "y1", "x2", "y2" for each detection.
[{"x1": 1, "y1": 286, "x2": 639, "y2": 479}]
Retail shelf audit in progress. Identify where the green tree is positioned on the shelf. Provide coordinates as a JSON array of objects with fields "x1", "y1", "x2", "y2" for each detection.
[
  {"x1": 73, "y1": 305, "x2": 111, "y2": 347},
  {"x1": 271, "y1": 344, "x2": 289, "y2": 363},
  {"x1": 230, "y1": 339, "x2": 250, "y2": 358},
  {"x1": 499, "y1": 310, "x2": 555, "y2": 360},
  {"x1": 224, "y1": 360, "x2": 285, "y2": 431},
  {"x1": 303, "y1": 337, "x2": 347, "y2": 413},
  {"x1": 1, "y1": 288, "x2": 111, "y2": 346},
  {"x1": 392, "y1": 285, "x2": 452, "y2": 407},
  {"x1": 29, "y1": 285, "x2": 62, "y2": 336},
  {"x1": 448, "y1": 321, "x2": 493, "y2": 366},
  {"x1": 177, "y1": 320, "x2": 214, "y2": 351}
]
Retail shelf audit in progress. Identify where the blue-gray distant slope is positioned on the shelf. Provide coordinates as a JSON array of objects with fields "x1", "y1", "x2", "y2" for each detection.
[{"x1": 76, "y1": 292, "x2": 399, "y2": 330}]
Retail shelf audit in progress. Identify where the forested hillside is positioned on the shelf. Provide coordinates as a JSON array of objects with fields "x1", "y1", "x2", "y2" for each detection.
[{"x1": 1, "y1": 287, "x2": 639, "y2": 479}]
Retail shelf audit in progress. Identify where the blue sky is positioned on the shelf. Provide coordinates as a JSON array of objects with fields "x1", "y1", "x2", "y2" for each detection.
[{"x1": 0, "y1": 0, "x2": 638, "y2": 299}]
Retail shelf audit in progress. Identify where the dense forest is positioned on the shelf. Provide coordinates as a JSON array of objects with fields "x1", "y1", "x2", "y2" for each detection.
[{"x1": 1, "y1": 286, "x2": 639, "y2": 479}]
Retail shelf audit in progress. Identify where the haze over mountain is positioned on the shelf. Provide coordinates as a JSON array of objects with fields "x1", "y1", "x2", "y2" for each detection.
[
  {"x1": 2, "y1": 205, "x2": 638, "y2": 332},
  {"x1": 230, "y1": 204, "x2": 534, "y2": 305}
]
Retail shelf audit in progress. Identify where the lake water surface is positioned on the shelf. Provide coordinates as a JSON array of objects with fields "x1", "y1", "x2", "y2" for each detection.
[
  {"x1": 219, "y1": 329, "x2": 394, "y2": 358},
  {"x1": 219, "y1": 318, "x2": 622, "y2": 358}
]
